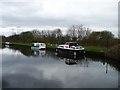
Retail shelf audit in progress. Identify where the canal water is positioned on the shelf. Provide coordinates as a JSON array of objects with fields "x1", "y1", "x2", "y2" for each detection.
[{"x1": 1, "y1": 45, "x2": 119, "y2": 88}]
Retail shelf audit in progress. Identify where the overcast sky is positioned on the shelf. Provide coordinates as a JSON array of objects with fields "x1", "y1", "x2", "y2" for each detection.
[{"x1": 0, "y1": 0, "x2": 119, "y2": 36}]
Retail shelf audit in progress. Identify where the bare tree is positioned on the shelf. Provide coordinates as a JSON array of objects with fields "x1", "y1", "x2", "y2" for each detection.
[
  {"x1": 84, "y1": 27, "x2": 91, "y2": 39},
  {"x1": 56, "y1": 28, "x2": 62, "y2": 38},
  {"x1": 77, "y1": 25, "x2": 85, "y2": 40},
  {"x1": 67, "y1": 25, "x2": 91, "y2": 40},
  {"x1": 67, "y1": 25, "x2": 77, "y2": 41}
]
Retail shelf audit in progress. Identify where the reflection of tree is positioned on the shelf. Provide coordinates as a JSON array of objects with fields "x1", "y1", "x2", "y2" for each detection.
[
  {"x1": 105, "y1": 63, "x2": 108, "y2": 74},
  {"x1": 87, "y1": 56, "x2": 120, "y2": 72},
  {"x1": 56, "y1": 52, "x2": 120, "y2": 71},
  {"x1": 8, "y1": 45, "x2": 32, "y2": 56},
  {"x1": 1, "y1": 43, "x2": 5, "y2": 49}
]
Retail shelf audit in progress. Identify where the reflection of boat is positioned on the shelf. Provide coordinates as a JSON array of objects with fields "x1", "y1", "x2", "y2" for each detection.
[
  {"x1": 5, "y1": 45, "x2": 10, "y2": 48},
  {"x1": 56, "y1": 52, "x2": 85, "y2": 65},
  {"x1": 31, "y1": 43, "x2": 46, "y2": 50},
  {"x1": 64, "y1": 58, "x2": 77, "y2": 65},
  {"x1": 31, "y1": 49, "x2": 46, "y2": 56},
  {"x1": 56, "y1": 42, "x2": 85, "y2": 56},
  {"x1": 55, "y1": 51, "x2": 85, "y2": 60}
]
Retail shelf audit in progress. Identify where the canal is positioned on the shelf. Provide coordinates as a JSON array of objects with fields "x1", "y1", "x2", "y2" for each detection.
[{"x1": 1, "y1": 45, "x2": 119, "y2": 88}]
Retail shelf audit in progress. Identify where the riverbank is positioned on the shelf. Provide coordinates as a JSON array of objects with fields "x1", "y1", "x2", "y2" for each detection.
[
  {"x1": 105, "y1": 44, "x2": 120, "y2": 61},
  {"x1": 2, "y1": 42, "x2": 106, "y2": 56}
]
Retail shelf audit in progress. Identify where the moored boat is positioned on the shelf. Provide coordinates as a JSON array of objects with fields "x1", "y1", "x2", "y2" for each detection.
[
  {"x1": 31, "y1": 43, "x2": 46, "y2": 50},
  {"x1": 5, "y1": 42, "x2": 13, "y2": 45},
  {"x1": 56, "y1": 42, "x2": 85, "y2": 56}
]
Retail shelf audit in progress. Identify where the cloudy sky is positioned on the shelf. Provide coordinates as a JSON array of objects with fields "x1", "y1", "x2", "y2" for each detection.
[{"x1": 0, "y1": 0, "x2": 119, "y2": 36}]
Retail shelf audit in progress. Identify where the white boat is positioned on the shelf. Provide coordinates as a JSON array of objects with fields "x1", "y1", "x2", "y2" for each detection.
[
  {"x1": 56, "y1": 42, "x2": 85, "y2": 56},
  {"x1": 5, "y1": 42, "x2": 12, "y2": 45},
  {"x1": 31, "y1": 43, "x2": 46, "y2": 50}
]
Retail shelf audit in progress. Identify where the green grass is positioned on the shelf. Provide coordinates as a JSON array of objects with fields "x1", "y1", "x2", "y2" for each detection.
[
  {"x1": 46, "y1": 44, "x2": 106, "y2": 52},
  {"x1": 46, "y1": 44, "x2": 57, "y2": 48},
  {"x1": 12, "y1": 42, "x2": 31, "y2": 46},
  {"x1": 84, "y1": 46, "x2": 106, "y2": 52},
  {"x1": 12, "y1": 42, "x2": 57, "y2": 48}
]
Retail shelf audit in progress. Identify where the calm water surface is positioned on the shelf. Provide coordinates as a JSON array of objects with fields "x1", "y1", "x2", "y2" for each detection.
[{"x1": 1, "y1": 45, "x2": 119, "y2": 88}]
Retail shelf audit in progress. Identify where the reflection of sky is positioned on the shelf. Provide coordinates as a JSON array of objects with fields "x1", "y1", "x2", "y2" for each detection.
[
  {"x1": 1, "y1": 48, "x2": 23, "y2": 56},
  {"x1": 2, "y1": 48, "x2": 118, "y2": 88}
]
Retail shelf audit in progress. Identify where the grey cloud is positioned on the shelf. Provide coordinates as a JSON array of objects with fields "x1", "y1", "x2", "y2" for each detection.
[
  {"x1": 0, "y1": 0, "x2": 118, "y2": 37},
  {"x1": 2, "y1": 15, "x2": 68, "y2": 27},
  {"x1": 2, "y1": 13, "x2": 117, "y2": 28}
]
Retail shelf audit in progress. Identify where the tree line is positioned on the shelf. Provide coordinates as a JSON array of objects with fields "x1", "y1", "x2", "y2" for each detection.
[{"x1": 1, "y1": 25, "x2": 118, "y2": 47}]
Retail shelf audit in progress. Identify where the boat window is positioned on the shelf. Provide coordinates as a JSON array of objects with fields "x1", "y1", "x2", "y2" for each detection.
[
  {"x1": 71, "y1": 46, "x2": 76, "y2": 49},
  {"x1": 69, "y1": 43, "x2": 78, "y2": 46},
  {"x1": 59, "y1": 46, "x2": 64, "y2": 48},
  {"x1": 32, "y1": 43, "x2": 39, "y2": 47},
  {"x1": 41, "y1": 44, "x2": 45, "y2": 46},
  {"x1": 36, "y1": 44, "x2": 39, "y2": 47},
  {"x1": 32, "y1": 44, "x2": 34, "y2": 46},
  {"x1": 76, "y1": 46, "x2": 80, "y2": 49}
]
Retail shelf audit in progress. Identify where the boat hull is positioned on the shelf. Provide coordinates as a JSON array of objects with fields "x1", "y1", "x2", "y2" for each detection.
[{"x1": 56, "y1": 48, "x2": 85, "y2": 56}]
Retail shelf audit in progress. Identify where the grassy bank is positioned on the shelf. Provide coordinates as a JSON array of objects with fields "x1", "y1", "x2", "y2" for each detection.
[
  {"x1": 4, "y1": 42, "x2": 120, "y2": 60},
  {"x1": 84, "y1": 46, "x2": 106, "y2": 53},
  {"x1": 12, "y1": 42, "x2": 31, "y2": 46},
  {"x1": 12, "y1": 42, "x2": 57, "y2": 49},
  {"x1": 11, "y1": 42, "x2": 106, "y2": 53},
  {"x1": 105, "y1": 44, "x2": 120, "y2": 61}
]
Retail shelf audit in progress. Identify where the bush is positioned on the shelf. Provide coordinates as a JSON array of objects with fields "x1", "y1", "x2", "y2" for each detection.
[{"x1": 105, "y1": 44, "x2": 120, "y2": 60}]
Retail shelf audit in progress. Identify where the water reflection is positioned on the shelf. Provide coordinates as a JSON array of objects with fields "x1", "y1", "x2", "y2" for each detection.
[
  {"x1": 2, "y1": 44, "x2": 46, "y2": 57},
  {"x1": 56, "y1": 52, "x2": 87, "y2": 66},
  {"x1": 55, "y1": 52, "x2": 112, "y2": 73},
  {"x1": 31, "y1": 49, "x2": 46, "y2": 56},
  {"x1": 1, "y1": 45, "x2": 119, "y2": 88},
  {"x1": 5, "y1": 45, "x2": 10, "y2": 48},
  {"x1": 2, "y1": 44, "x2": 120, "y2": 71}
]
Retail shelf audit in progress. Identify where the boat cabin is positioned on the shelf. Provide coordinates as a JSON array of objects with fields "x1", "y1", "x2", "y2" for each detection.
[
  {"x1": 5, "y1": 42, "x2": 12, "y2": 45},
  {"x1": 65, "y1": 42, "x2": 79, "y2": 48},
  {"x1": 57, "y1": 42, "x2": 84, "y2": 50},
  {"x1": 31, "y1": 43, "x2": 46, "y2": 50}
]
